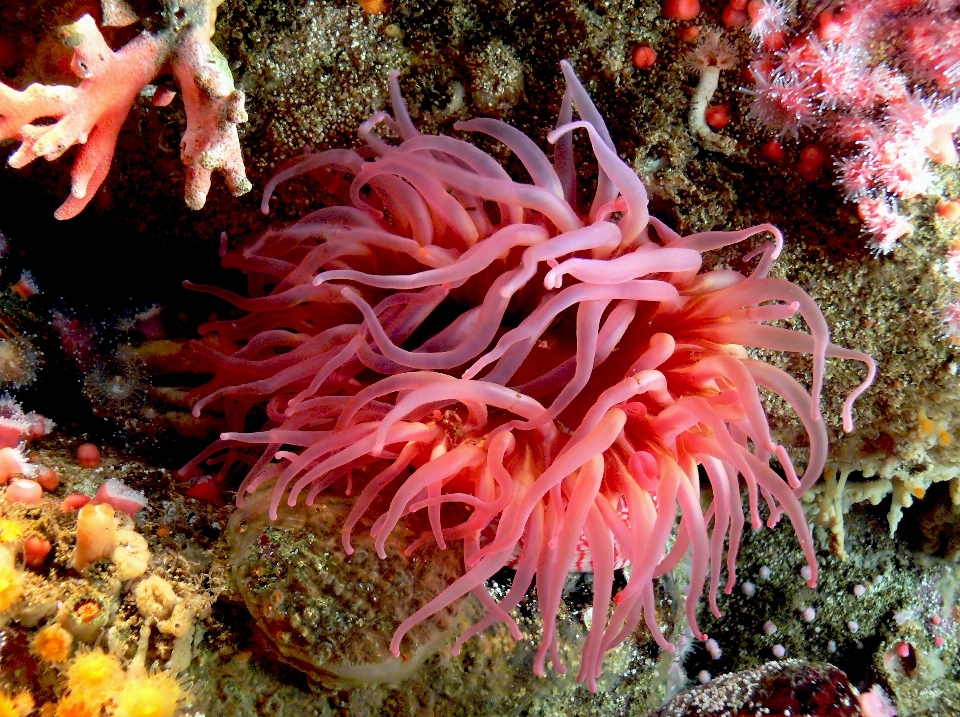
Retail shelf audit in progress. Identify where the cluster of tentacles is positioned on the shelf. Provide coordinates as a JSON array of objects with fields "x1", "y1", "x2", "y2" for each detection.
[{"x1": 182, "y1": 62, "x2": 875, "y2": 691}]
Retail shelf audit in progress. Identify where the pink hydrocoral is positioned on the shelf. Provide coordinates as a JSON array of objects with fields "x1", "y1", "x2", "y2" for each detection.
[
  {"x1": 182, "y1": 62, "x2": 875, "y2": 691},
  {"x1": 0, "y1": 2, "x2": 251, "y2": 219}
]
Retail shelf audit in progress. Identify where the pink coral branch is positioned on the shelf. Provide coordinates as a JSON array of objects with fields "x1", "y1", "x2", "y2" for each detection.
[{"x1": 0, "y1": 1, "x2": 250, "y2": 218}]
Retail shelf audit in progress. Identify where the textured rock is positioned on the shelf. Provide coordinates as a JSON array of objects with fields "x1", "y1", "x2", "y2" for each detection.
[{"x1": 650, "y1": 660, "x2": 862, "y2": 717}]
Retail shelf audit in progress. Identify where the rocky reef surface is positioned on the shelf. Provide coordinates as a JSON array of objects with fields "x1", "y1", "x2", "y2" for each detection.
[{"x1": 0, "y1": 1, "x2": 958, "y2": 716}]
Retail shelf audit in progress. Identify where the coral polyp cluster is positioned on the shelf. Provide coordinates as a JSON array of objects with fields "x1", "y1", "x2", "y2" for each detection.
[
  {"x1": 742, "y1": 0, "x2": 960, "y2": 252},
  {"x1": 183, "y1": 62, "x2": 875, "y2": 690},
  {"x1": 54, "y1": 648, "x2": 187, "y2": 717}
]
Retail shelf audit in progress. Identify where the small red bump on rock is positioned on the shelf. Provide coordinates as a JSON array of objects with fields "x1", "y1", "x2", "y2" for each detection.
[
  {"x1": 761, "y1": 140, "x2": 785, "y2": 163},
  {"x1": 938, "y1": 200, "x2": 960, "y2": 221},
  {"x1": 37, "y1": 466, "x2": 59, "y2": 491},
  {"x1": 722, "y1": 4, "x2": 748, "y2": 26},
  {"x1": 61, "y1": 493, "x2": 90, "y2": 511},
  {"x1": 705, "y1": 104, "x2": 731, "y2": 130},
  {"x1": 76, "y1": 443, "x2": 101, "y2": 469},
  {"x1": 797, "y1": 144, "x2": 827, "y2": 181},
  {"x1": 23, "y1": 535, "x2": 52, "y2": 567},
  {"x1": 632, "y1": 45, "x2": 657, "y2": 69},
  {"x1": 662, "y1": 0, "x2": 700, "y2": 21},
  {"x1": 6, "y1": 478, "x2": 42, "y2": 505},
  {"x1": 186, "y1": 475, "x2": 226, "y2": 507}
]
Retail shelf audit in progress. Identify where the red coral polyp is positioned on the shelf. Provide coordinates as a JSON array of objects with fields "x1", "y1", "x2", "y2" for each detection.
[{"x1": 183, "y1": 61, "x2": 875, "y2": 691}]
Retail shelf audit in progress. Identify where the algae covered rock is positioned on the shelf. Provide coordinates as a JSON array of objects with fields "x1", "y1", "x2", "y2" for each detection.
[
  {"x1": 225, "y1": 485, "x2": 668, "y2": 716},
  {"x1": 228, "y1": 487, "x2": 544, "y2": 714},
  {"x1": 226, "y1": 485, "x2": 477, "y2": 684}
]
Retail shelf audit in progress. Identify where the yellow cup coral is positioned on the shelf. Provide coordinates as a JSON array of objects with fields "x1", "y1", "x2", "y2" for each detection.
[
  {"x1": 31, "y1": 623, "x2": 74, "y2": 663},
  {"x1": 0, "y1": 690, "x2": 33, "y2": 717},
  {"x1": 0, "y1": 518, "x2": 24, "y2": 544},
  {"x1": 0, "y1": 545, "x2": 23, "y2": 614},
  {"x1": 63, "y1": 649, "x2": 124, "y2": 708},
  {"x1": 54, "y1": 693, "x2": 98, "y2": 717},
  {"x1": 113, "y1": 671, "x2": 186, "y2": 717},
  {"x1": 0, "y1": 689, "x2": 33, "y2": 717},
  {"x1": 54, "y1": 649, "x2": 189, "y2": 717}
]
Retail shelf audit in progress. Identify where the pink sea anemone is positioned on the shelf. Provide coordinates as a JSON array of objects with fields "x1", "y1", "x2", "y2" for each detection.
[{"x1": 182, "y1": 61, "x2": 875, "y2": 691}]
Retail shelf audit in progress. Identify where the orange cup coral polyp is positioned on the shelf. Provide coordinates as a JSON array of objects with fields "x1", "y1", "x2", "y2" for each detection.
[{"x1": 183, "y1": 61, "x2": 875, "y2": 691}]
